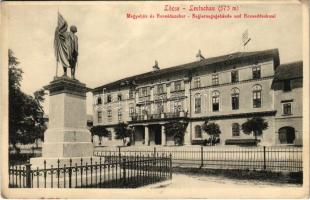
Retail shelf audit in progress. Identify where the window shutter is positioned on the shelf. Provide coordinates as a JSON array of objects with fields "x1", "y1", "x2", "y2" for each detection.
[
  {"x1": 181, "y1": 81, "x2": 185, "y2": 90},
  {"x1": 147, "y1": 87, "x2": 151, "y2": 96},
  {"x1": 139, "y1": 88, "x2": 142, "y2": 97},
  {"x1": 104, "y1": 95, "x2": 108, "y2": 104},
  {"x1": 163, "y1": 84, "x2": 167, "y2": 93},
  {"x1": 170, "y1": 82, "x2": 175, "y2": 92},
  {"x1": 154, "y1": 85, "x2": 158, "y2": 95}
]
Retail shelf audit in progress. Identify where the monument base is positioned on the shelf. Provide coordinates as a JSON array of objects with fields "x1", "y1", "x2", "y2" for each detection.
[{"x1": 30, "y1": 156, "x2": 103, "y2": 169}]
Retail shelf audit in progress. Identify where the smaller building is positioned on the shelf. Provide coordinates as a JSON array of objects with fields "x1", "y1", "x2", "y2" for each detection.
[{"x1": 272, "y1": 61, "x2": 303, "y2": 146}]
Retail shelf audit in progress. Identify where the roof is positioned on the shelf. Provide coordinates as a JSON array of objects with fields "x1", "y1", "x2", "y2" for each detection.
[
  {"x1": 273, "y1": 61, "x2": 303, "y2": 81},
  {"x1": 92, "y1": 48, "x2": 279, "y2": 93}
]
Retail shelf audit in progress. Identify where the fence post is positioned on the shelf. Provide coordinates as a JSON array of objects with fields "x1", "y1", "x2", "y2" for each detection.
[
  {"x1": 200, "y1": 146, "x2": 204, "y2": 168},
  {"x1": 69, "y1": 159, "x2": 72, "y2": 188},
  {"x1": 169, "y1": 154, "x2": 172, "y2": 179},
  {"x1": 118, "y1": 146, "x2": 121, "y2": 163},
  {"x1": 263, "y1": 146, "x2": 266, "y2": 170},
  {"x1": 25, "y1": 163, "x2": 32, "y2": 188},
  {"x1": 122, "y1": 158, "x2": 126, "y2": 187},
  {"x1": 153, "y1": 147, "x2": 156, "y2": 165}
]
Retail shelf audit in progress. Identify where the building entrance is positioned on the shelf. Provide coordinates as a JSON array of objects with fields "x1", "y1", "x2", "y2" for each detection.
[
  {"x1": 153, "y1": 125, "x2": 162, "y2": 145},
  {"x1": 279, "y1": 126, "x2": 295, "y2": 144}
]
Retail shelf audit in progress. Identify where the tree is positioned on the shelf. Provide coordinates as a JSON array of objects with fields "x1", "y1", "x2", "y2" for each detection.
[
  {"x1": 9, "y1": 49, "x2": 47, "y2": 151},
  {"x1": 114, "y1": 122, "x2": 133, "y2": 146},
  {"x1": 241, "y1": 117, "x2": 268, "y2": 142},
  {"x1": 164, "y1": 121, "x2": 188, "y2": 146},
  {"x1": 90, "y1": 125, "x2": 111, "y2": 145},
  {"x1": 202, "y1": 120, "x2": 221, "y2": 145}
]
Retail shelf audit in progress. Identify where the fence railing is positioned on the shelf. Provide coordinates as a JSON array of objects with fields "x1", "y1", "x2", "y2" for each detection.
[
  {"x1": 94, "y1": 146, "x2": 302, "y2": 172},
  {"x1": 9, "y1": 154, "x2": 172, "y2": 188}
]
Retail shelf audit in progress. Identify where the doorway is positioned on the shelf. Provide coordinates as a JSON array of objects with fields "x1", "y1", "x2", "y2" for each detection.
[
  {"x1": 279, "y1": 126, "x2": 295, "y2": 144},
  {"x1": 153, "y1": 125, "x2": 162, "y2": 145}
]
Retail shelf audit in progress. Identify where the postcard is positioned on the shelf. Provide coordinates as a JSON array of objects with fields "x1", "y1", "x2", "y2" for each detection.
[{"x1": 1, "y1": 0, "x2": 309, "y2": 198}]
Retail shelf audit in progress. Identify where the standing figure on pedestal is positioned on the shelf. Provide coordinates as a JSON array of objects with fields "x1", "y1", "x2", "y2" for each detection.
[{"x1": 54, "y1": 13, "x2": 78, "y2": 79}]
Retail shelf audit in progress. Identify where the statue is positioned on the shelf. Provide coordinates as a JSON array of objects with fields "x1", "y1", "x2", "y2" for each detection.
[{"x1": 54, "y1": 13, "x2": 78, "y2": 79}]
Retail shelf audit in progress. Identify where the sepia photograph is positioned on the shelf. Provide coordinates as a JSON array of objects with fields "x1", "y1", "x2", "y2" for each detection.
[{"x1": 1, "y1": 0, "x2": 309, "y2": 198}]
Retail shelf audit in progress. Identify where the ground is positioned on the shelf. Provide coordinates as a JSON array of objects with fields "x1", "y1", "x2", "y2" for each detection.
[{"x1": 148, "y1": 172, "x2": 302, "y2": 189}]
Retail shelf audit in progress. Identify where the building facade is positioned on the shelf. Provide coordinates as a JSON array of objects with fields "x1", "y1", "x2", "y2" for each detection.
[{"x1": 91, "y1": 49, "x2": 303, "y2": 146}]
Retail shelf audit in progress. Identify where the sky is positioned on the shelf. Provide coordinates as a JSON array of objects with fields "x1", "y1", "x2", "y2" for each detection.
[{"x1": 5, "y1": 1, "x2": 303, "y2": 115}]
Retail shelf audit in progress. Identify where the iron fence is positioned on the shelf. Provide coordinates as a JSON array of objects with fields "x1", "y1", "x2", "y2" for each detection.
[
  {"x1": 94, "y1": 146, "x2": 302, "y2": 172},
  {"x1": 9, "y1": 154, "x2": 172, "y2": 188}
]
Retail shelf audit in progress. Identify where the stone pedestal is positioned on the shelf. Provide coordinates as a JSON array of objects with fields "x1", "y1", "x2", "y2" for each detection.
[{"x1": 31, "y1": 77, "x2": 99, "y2": 168}]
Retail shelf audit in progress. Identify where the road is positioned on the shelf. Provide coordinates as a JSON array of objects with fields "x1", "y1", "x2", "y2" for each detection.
[{"x1": 148, "y1": 172, "x2": 302, "y2": 189}]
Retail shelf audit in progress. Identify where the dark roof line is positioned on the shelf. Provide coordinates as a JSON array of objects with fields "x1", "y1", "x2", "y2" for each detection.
[
  {"x1": 92, "y1": 48, "x2": 279, "y2": 93},
  {"x1": 273, "y1": 61, "x2": 303, "y2": 81}
]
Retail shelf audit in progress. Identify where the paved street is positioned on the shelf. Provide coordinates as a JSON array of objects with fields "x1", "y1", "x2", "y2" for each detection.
[{"x1": 148, "y1": 172, "x2": 302, "y2": 189}]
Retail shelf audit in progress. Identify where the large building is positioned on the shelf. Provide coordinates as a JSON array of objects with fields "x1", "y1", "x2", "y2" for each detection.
[{"x1": 91, "y1": 49, "x2": 303, "y2": 146}]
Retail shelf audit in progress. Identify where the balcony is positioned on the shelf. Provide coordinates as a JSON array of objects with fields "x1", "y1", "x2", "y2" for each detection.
[
  {"x1": 130, "y1": 111, "x2": 188, "y2": 122},
  {"x1": 170, "y1": 90, "x2": 185, "y2": 100},
  {"x1": 137, "y1": 96, "x2": 152, "y2": 105}
]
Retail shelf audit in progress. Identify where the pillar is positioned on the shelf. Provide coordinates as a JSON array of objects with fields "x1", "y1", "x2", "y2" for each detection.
[
  {"x1": 144, "y1": 125, "x2": 149, "y2": 146},
  {"x1": 161, "y1": 125, "x2": 166, "y2": 146}
]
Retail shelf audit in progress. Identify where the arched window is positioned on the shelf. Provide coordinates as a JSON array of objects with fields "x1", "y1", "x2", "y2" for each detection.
[
  {"x1": 232, "y1": 123, "x2": 240, "y2": 136},
  {"x1": 96, "y1": 97, "x2": 102, "y2": 105},
  {"x1": 231, "y1": 88, "x2": 239, "y2": 110},
  {"x1": 252, "y1": 84, "x2": 262, "y2": 108},
  {"x1": 279, "y1": 127, "x2": 295, "y2": 144},
  {"x1": 195, "y1": 125, "x2": 202, "y2": 138},
  {"x1": 194, "y1": 93, "x2": 201, "y2": 113},
  {"x1": 212, "y1": 91, "x2": 220, "y2": 112}
]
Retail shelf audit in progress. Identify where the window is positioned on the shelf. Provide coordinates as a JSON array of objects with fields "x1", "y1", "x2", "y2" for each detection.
[
  {"x1": 252, "y1": 85, "x2": 262, "y2": 108},
  {"x1": 194, "y1": 96, "x2": 201, "y2": 113},
  {"x1": 252, "y1": 66, "x2": 261, "y2": 79},
  {"x1": 212, "y1": 74, "x2": 219, "y2": 85},
  {"x1": 117, "y1": 94, "x2": 122, "y2": 101},
  {"x1": 195, "y1": 125, "x2": 202, "y2": 138},
  {"x1": 171, "y1": 100, "x2": 183, "y2": 113},
  {"x1": 129, "y1": 90, "x2": 134, "y2": 99},
  {"x1": 193, "y1": 77, "x2": 201, "y2": 88},
  {"x1": 155, "y1": 103, "x2": 164, "y2": 114},
  {"x1": 231, "y1": 70, "x2": 239, "y2": 83},
  {"x1": 158, "y1": 84, "x2": 164, "y2": 94},
  {"x1": 174, "y1": 81, "x2": 182, "y2": 91},
  {"x1": 96, "y1": 97, "x2": 102, "y2": 105},
  {"x1": 107, "y1": 109, "x2": 112, "y2": 121},
  {"x1": 107, "y1": 94, "x2": 112, "y2": 103},
  {"x1": 283, "y1": 80, "x2": 291, "y2": 91},
  {"x1": 142, "y1": 87, "x2": 148, "y2": 97},
  {"x1": 212, "y1": 91, "x2": 220, "y2": 112},
  {"x1": 283, "y1": 103, "x2": 292, "y2": 115},
  {"x1": 118, "y1": 109, "x2": 122, "y2": 122},
  {"x1": 231, "y1": 88, "x2": 239, "y2": 110},
  {"x1": 129, "y1": 104, "x2": 135, "y2": 116},
  {"x1": 97, "y1": 111, "x2": 102, "y2": 123},
  {"x1": 232, "y1": 123, "x2": 240, "y2": 136}
]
